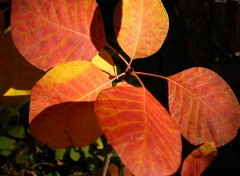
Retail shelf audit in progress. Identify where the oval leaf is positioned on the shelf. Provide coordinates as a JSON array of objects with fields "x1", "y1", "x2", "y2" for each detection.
[
  {"x1": 30, "y1": 61, "x2": 111, "y2": 148},
  {"x1": 114, "y1": 0, "x2": 169, "y2": 59},
  {"x1": 168, "y1": 67, "x2": 240, "y2": 147},
  {"x1": 94, "y1": 86, "x2": 182, "y2": 176},
  {"x1": 11, "y1": 0, "x2": 106, "y2": 71},
  {"x1": 181, "y1": 142, "x2": 217, "y2": 176}
]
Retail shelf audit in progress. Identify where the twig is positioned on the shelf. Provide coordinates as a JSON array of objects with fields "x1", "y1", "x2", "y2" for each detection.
[
  {"x1": 106, "y1": 43, "x2": 131, "y2": 70},
  {"x1": 101, "y1": 146, "x2": 113, "y2": 176}
]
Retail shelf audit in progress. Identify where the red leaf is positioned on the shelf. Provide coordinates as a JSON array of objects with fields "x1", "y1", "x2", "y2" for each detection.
[
  {"x1": 181, "y1": 142, "x2": 217, "y2": 176},
  {"x1": 95, "y1": 86, "x2": 182, "y2": 176},
  {"x1": 0, "y1": 33, "x2": 44, "y2": 105},
  {"x1": 11, "y1": 0, "x2": 106, "y2": 71},
  {"x1": 114, "y1": 0, "x2": 169, "y2": 59},
  {"x1": 30, "y1": 102, "x2": 102, "y2": 148},
  {"x1": 30, "y1": 61, "x2": 111, "y2": 148},
  {"x1": 168, "y1": 67, "x2": 240, "y2": 147}
]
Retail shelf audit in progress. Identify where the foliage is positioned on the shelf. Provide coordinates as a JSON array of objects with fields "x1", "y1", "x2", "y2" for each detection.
[{"x1": 1, "y1": 0, "x2": 240, "y2": 175}]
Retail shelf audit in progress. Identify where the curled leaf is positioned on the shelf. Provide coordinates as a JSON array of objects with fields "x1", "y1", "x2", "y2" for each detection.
[{"x1": 181, "y1": 142, "x2": 217, "y2": 176}]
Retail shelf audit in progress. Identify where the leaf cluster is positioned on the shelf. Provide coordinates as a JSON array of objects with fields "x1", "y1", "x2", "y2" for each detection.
[{"x1": 1, "y1": 0, "x2": 240, "y2": 176}]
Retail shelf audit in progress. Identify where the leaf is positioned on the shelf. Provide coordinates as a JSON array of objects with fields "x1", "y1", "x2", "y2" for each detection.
[
  {"x1": 94, "y1": 86, "x2": 182, "y2": 176},
  {"x1": 70, "y1": 147, "x2": 81, "y2": 161},
  {"x1": 8, "y1": 125, "x2": 26, "y2": 139},
  {"x1": 55, "y1": 148, "x2": 66, "y2": 160},
  {"x1": 181, "y1": 142, "x2": 217, "y2": 176},
  {"x1": 11, "y1": 0, "x2": 106, "y2": 71},
  {"x1": 92, "y1": 49, "x2": 117, "y2": 76},
  {"x1": 108, "y1": 164, "x2": 119, "y2": 176},
  {"x1": 168, "y1": 67, "x2": 240, "y2": 147},
  {"x1": 0, "y1": 136, "x2": 15, "y2": 156},
  {"x1": 113, "y1": 0, "x2": 169, "y2": 59},
  {"x1": 0, "y1": 33, "x2": 44, "y2": 105},
  {"x1": 81, "y1": 146, "x2": 92, "y2": 158},
  {"x1": 30, "y1": 61, "x2": 112, "y2": 148}
]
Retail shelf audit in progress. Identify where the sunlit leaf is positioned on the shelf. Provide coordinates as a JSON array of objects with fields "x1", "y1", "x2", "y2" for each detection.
[
  {"x1": 113, "y1": 0, "x2": 169, "y2": 59},
  {"x1": 96, "y1": 137, "x2": 104, "y2": 149},
  {"x1": 82, "y1": 146, "x2": 92, "y2": 158},
  {"x1": 181, "y1": 142, "x2": 217, "y2": 176},
  {"x1": 30, "y1": 61, "x2": 112, "y2": 148},
  {"x1": 55, "y1": 148, "x2": 66, "y2": 160},
  {"x1": 70, "y1": 147, "x2": 81, "y2": 161},
  {"x1": 95, "y1": 86, "x2": 182, "y2": 176},
  {"x1": 11, "y1": 0, "x2": 106, "y2": 71},
  {"x1": 92, "y1": 49, "x2": 117, "y2": 76},
  {"x1": 0, "y1": 33, "x2": 44, "y2": 105},
  {"x1": 168, "y1": 67, "x2": 240, "y2": 147},
  {"x1": 3, "y1": 88, "x2": 31, "y2": 96}
]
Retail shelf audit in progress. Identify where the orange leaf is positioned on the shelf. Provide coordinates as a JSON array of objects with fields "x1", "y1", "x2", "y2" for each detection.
[
  {"x1": 95, "y1": 86, "x2": 182, "y2": 176},
  {"x1": 0, "y1": 33, "x2": 44, "y2": 105},
  {"x1": 181, "y1": 142, "x2": 217, "y2": 176},
  {"x1": 11, "y1": 0, "x2": 106, "y2": 71},
  {"x1": 168, "y1": 67, "x2": 240, "y2": 147},
  {"x1": 108, "y1": 164, "x2": 134, "y2": 176},
  {"x1": 30, "y1": 61, "x2": 111, "y2": 148},
  {"x1": 114, "y1": 0, "x2": 169, "y2": 59}
]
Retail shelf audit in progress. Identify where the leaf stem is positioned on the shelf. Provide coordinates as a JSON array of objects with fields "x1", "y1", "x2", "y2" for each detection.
[
  {"x1": 106, "y1": 44, "x2": 131, "y2": 70},
  {"x1": 131, "y1": 72, "x2": 145, "y2": 88},
  {"x1": 78, "y1": 72, "x2": 126, "y2": 101},
  {"x1": 134, "y1": 71, "x2": 171, "y2": 81}
]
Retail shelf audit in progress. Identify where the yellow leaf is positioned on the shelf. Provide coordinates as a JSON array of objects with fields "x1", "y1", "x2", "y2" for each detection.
[
  {"x1": 3, "y1": 88, "x2": 31, "y2": 96},
  {"x1": 92, "y1": 49, "x2": 117, "y2": 76}
]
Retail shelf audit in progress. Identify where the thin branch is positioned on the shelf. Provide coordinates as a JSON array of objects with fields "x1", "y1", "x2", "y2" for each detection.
[
  {"x1": 106, "y1": 43, "x2": 131, "y2": 70},
  {"x1": 134, "y1": 71, "x2": 170, "y2": 81},
  {"x1": 131, "y1": 72, "x2": 145, "y2": 88},
  {"x1": 101, "y1": 146, "x2": 113, "y2": 176},
  {"x1": 0, "y1": 7, "x2": 11, "y2": 16}
]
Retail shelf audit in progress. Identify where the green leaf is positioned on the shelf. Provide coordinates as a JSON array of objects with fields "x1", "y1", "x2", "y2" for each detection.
[
  {"x1": 70, "y1": 147, "x2": 81, "y2": 161},
  {"x1": 15, "y1": 153, "x2": 29, "y2": 164},
  {"x1": 55, "y1": 148, "x2": 67, "y2": 160},
  {"x1": 6, "y1": 106, "x2": 19, "y2": 117},
  {"x1": 0, "y1": 136, "x2": 15, "y2": 156},
  {"x1": 81, "y1": 146, "x2": 92, "y2": 158},
  {"x1": 96, "y1": 137, "x2": 104, "y2": 150},
  {"x1": 8, "y1": 125, "x2": 26, "y2": 139},
  {"x1": 46, "y1": 172, "x2": 61, "y2": 176}
]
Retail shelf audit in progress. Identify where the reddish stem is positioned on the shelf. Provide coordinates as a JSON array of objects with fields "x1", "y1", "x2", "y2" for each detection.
[
  {"x1": 134, "y1": 71, "x2": 171, "y2": 81},
  {"x1": 106, "y1": 44, "x2": 131, "y2": 70},
  {"x1": 131, "y1": 72, "x2": 145, "y2": 88}
]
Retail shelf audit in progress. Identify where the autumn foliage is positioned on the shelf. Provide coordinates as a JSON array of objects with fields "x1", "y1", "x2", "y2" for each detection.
[{"x1": 2, "y1": 0, "x2": 239, "y2": 175}]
